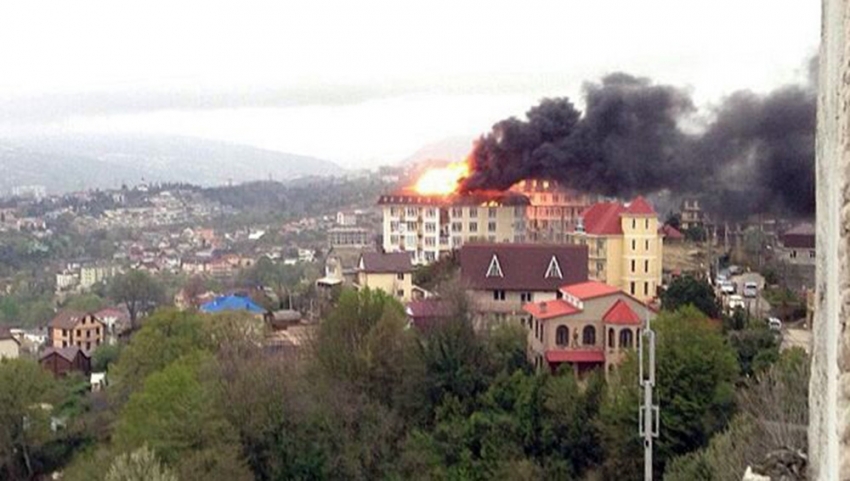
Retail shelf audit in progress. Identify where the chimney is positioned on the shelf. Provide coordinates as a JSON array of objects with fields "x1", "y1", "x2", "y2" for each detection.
[{"x1": 539, "y1": 302, "x2": 547, "y2": 313}]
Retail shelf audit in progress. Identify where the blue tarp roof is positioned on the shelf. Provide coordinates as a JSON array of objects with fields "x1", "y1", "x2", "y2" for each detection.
[{"x1": 200, "y1": 295, "x2": 267, "y2": 314}]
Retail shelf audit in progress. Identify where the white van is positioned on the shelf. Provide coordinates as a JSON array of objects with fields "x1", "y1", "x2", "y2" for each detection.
[{"x1": 743, "y1": 282, "x2": 758, "y2": 298}]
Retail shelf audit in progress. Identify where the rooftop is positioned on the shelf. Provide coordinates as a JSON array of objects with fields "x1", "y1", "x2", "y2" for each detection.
[
  {"x1": 378, "y1": 190, "x2": 530, "y2": 207},
  {"x1": 560, "y1": 281, "x2": 621, "y2": 300},
  {"x1": 358, "y1": 252, "x2": 413, "y2": 274},
  {"x1": 522, "y1": 299, "x2": 580, "y2": 320}
]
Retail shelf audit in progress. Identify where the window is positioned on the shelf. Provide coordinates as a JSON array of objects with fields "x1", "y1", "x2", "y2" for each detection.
[
  {"x1": 406, "y1": 235, "x2": 416, "y2": 245},
  {"x1": 86, "y1": 330, "x2": 91, "y2": 338},
  {"x1": 645, "y1": 239, "x2": 650, "y2": 251},
  {"x1": 76, "y1": 329, "x2": 81, "y2": 337},
  {"x1": 810, "y1": 250, "x2": 816, "y2": 258},
  {"x1": 630, "y1": 282, "x2": 636, "y2": 295},
  {"x1": 486, "y1": 254, "x2": 504, "y2": 277},
  {"x1": 424, "y1": 222, "x2": 436, "y2": 233},
  {"x1": 632, "y1": 239, "x2": 636, "y2": 251},
  {"x1": 425, "y1": 237, "x2": 436, "y2": 247},
  {"x1": 644, "y1": 282, "x2": 649, "y2": 296},
  {"x1": 645, "y1": 260, "x2": 650, "y2": 273},
  {"x1": 583, "y1": 325, "x2": 596, "y2": 346},
  {"x1": 406, "y1": 221, "x2": 417, "y2": 231},
  {"x1": 426, "y1": 208, "x2": 436, "y2": 218},
  {"x1": 451, "y1": 207, "x2": 463, "y2": 217},
  {"x1": 645, "y1": 219, "x2": 649, "y2": 229},
  {"x1": 791, "y1": 250, "x2": 797, "y2": 258},
  {"x1": 390, "y1": 221, "x2": 399, "y2": 232},
  {"x1": 469, "y1": 221, "x2": 478, "y2": 232},
  {"x1": 469, "y1": 207, "x2": 478, "y2": 217},
  {"x1": 556, "y1": 326, "x2": 569, "y2": 346},
  {"x1": 632, "y1": 218, "x2": 636, "y2": 229},
  {"x1": 390, "y1": 235, "x2": 399, "y2": 244},
  {"x1": 489, "y1": 207, "x2": 497, "y2": 218},
  {"x1": 96, "y1": 328, "x2": 100, "y2": 336},
  {"x1": 619, "y1": 329, "x2": 634, "y2": 348},
  {"x1": 63, "y1": 329, "x2": 68, "y2": 337},
  {"x1": 608, "y1": 328, "x2": 615, "y2": 348},
  {"x1": 520, "y1": 292, "x2": 533, "y2": 302},
  {"x1": 514, "y1": 206, "x2": 525, "y2": 216},
  {"x1": 397, "y1": 290, "x2": 404, "y2": 298},
  {"x1": 390, "y1": 207, "x2": 398, "y2": 216},
  {"x1": 451, "y1": 222, "x2": 462, "y2": 233},
  {"x1": 397, "y1": 273, "x2": 405, "y2": 280},
  {"x1": 86, "y1": 342, "x2": 91, "y2": 350},
  {"x1": 545, "y1": 256, "x2": 563, "y2": 279},
  {"x1": 553, "y1": 194, "x2": 560, "y2": 203},
  {"x1": 406, "y1": 207, "x2": 419, "y2": 217},
  {"x1": 631, "y1": 259, "x2": 636, "y2": 273},
  {"x1": 493, "y1": 290, "x2": 506, "y2": 301},
  {"x1": 597, "y1": 238, "x2": 605, "y2": 251}
]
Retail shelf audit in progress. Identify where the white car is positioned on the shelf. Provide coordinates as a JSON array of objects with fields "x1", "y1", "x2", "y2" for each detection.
[
  {"x1": 715, "y1": 274, "x2": 728, "y2": 286},
  {"x1": 720, "y1": 282, "x2": 736, "y2": 295},
  {"x1": 728, "y1": 295, "x2": 745, "y2": 310},
  {"x1": 768, "y1": 317, "x2": 782, "y2": 331},
  {"x1": 743, "y1": 281, "x2": 758, "y2": 298}
]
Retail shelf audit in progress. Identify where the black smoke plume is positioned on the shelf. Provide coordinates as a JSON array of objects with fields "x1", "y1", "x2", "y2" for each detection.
[{"x1": 461, "y1": 70, "x2": 816, "y2": 218}]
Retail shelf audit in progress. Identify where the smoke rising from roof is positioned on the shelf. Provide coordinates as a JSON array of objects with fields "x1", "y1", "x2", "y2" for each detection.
[{"x1": 461, "y1": 67, "x2": 815, "y2": 218}]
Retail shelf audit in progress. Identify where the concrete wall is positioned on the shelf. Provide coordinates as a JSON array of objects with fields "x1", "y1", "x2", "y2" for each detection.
[
  {"x1": 810, "y1": 2, "x2": 850, "y2": 478},
  {"x1": 358, "y1": 271, "x2": 413, "y2": 302},
  {"x1": 0, "y1": 339, "x2": 19, "y2": 360}
]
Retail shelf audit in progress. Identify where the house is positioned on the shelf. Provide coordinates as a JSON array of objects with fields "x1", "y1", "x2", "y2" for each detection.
[
  {"x1": 568, "y1": 197, "x2": 663, "y2": 302},
  {"x1": 48, "y1": 311, "x2": 105, "y2": 352},
  {"x1": 93, "y1": 307, "x2": 131, "y2": 344},
  {"x1": 0, "y1": 327, "x2": 20, "y2": 359},
  {"x1": 523, "y1": 280, "x2": 655, "y2": 378},
  {"x1": 39, "y1": 346, "x2": 92, "y2": 377},
  {"x1": 511, "y1": 179, "x2": 598, "y2": 243},
  {"x1": 778, "y1": 222, "x2": 815, "y2": 265},
  {"x1": 660, "y1": 224, "x2": 684, "y2": 243},
  {"x1": 679, "y1": 198, "x2": 706, "y2": 231},
  {"x1": 405, "y1": 299, "x2": 454, "y2": 331},
  {"x1": 356, "y1": 252, "x2": 414, "y2": 301},
  {"x1": 459, "y1": 243, "x2": 588, "y2": 327}
]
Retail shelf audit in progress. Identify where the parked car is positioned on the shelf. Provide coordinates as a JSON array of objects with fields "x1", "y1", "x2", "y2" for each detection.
[
  {"x1": 715, "y1": 274, "x2": 728, "y2": 286},
  {"x1": 743, "y1": 281, "x2": 758, "y2": 298},
  {"x1": 720, "y1": 281, "x2": 736, "y2": 295},
  {"x1": 728, "y1": 294, "x2": 745, "y2": 310},
  {"x1": 768, "y1": 317, "x2": 782, "y2": 331},
  {"x1": 729, "y1": 265, "x2": 743, "y2": 275}
]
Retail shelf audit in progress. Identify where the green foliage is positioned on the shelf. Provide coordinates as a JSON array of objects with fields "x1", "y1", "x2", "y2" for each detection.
[
  {"x1": 63, "y1": 293, "x2": 108, "y2": 313},
  {"x1": 108, "y1": 270, "x2": 166, "y2": 328},
  {"x1": 412, "y1": 251, "x2": 459, "y2": 291},
  {"x1": 683, "y1": 226, "x2": 707, "y2": 242},
  {"x1": 240, "y1": 257, "x2": 304, "y2": 309},
  {"x1": 661, "y1": 274, "x2": 721, "y2": 318},
  {"x1": 92, "y1": 343, "x2": 122, "y2": 372},
  {"x1": 728, "y1": 325, "x2": 780, "y2": 377}
]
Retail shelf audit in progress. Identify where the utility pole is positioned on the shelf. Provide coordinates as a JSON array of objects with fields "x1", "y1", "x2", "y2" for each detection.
[{"x1": 639, "y1": 312, "x2": 659, "y2": 481}]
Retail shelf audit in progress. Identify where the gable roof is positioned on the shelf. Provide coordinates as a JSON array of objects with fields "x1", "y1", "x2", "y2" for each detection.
[
  {"x1": 581, "y1": 202, "x2": 625, "y2": 235},
  {"x1": 49, "y1": 310, "x2": 86, "y2": 329},
  {"x1": 93, "y1": 307, "x2": 130, "y2": 321},
  {"x1": 602, "y1": 299, "x2": 642, "y2": 325},
  {"x1": 40, "y1": 346, "x2": 89, "y2": 362},
  {"x1": 660, "y1": 224, "x2": 684, "y2": 240},
  {"x1": 522, "y1": 299, "x2": 580, "y2": 320},
  {"x1": 781, "y1": 222, "x2": 815, "y2": 249},
  {"x1": 486, "y1": 254, "x2": 504, "y2": 278},
  {"x1": 460, "y1": 243, "x2": 588, "y2": 291},
  {"x1": 200, "y1": 295, "x2": 267, "y2": 314},
  {"x1": 358, "y1": 252, "x2": 413, "y2": 274},
  {"x1": 560, "y1": 281, "x2": 620, "y2": 300},
  {"x1": 624, "y1": 196, "x2": 656, "y2": 215}
]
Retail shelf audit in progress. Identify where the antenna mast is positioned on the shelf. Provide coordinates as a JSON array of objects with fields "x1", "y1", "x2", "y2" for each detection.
[{"x1": 639, "y1": 310, "x2": 659, "y2": 480}]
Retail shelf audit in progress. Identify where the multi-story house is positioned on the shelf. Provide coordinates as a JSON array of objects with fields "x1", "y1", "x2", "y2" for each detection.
[
  {"x1": 459, "y1": 243, "x2": 588, "y2": 327},
  {"x1": 80, "y1": 265, "x2": 118, "y2": 290},
  {"x1": 568, "y1": 197, "x2": 663, "y2": 302},
  {"x1": 48, "y1": 311, "x2": 105, "y2": 352},
  {"x1": 679, "y1": 198, "x2": 706, "y2": 231},
  {"x1": 523, "y1": 280, "x2": 655, "y2": 377},
  {"x1": 356, "y1": 252, "x2": 414, "y2": 302},
  {"x1": 328, "y1": 227, "x2": 371, "y2": 250},
  {"x1": 511, "y1": 179, "x2": 597, "y2": 243},
  {"x1": 379, "y1": 191, "x2": 528, "y2": 264}
]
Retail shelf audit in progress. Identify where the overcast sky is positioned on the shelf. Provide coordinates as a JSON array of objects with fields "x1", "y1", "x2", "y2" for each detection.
[{"x1": 0, "y1": 1, "x2": 820, "y2": 169}]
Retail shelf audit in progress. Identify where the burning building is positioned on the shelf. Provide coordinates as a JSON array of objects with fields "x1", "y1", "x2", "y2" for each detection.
[
  {"x1": 511, "y1": 179, "x2": 598, "y2": 243},
  {"x1": 378, "y1": 190, "x2": 529, "y2": 264}
]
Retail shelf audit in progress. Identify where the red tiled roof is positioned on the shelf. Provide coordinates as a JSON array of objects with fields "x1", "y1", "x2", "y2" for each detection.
[
  {"x1": 581, "y1": 202, "x2": 625, "y2": 235},
  {"x1": 406, "y1": 299, "x2": 453, "y2": 319},
  {"x1": 460, "y1": 243, "x2": 588, "y2": 291},
  {"x1": 522, "y1": 299, "x2": 580, "y2": 320},
  {"x1": 624, "y1": 196, "x2": 656, "y2": 215},
  {"x1": 660, "y1": 224, "x2": 684, "y2": 240},
  {"x1": 781, "y1": 222, "x2": 815, "y2": 249},
  {"x1": 545, "y1": 349, "x2": 605, "y2": 364},
  {"x1": 602, "y1": 299, "x2": 642, "y2": 325},
  {"x1": 359, "y1": 252, "x2": 413, "y2": 273},
  {"x1": 560, "y1": 281, "x2": 620, "y2": 300}
]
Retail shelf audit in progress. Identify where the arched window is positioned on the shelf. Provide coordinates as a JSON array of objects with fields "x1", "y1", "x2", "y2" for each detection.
[
  {"x1": 619, "y1": 329, "x2": 634, "y2": 349},
  {"x1": 556, "y1": 326, "x2": 569, "y2": 346},
  {"x1": 582, "y1": 325, "x2": 596, "y2": 346},
  {"x1": 608, "y1": 328, "x2": 615, "y2": 348}
]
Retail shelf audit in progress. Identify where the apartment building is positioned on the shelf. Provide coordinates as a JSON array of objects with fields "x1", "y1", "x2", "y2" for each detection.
[
  {"x1": 569, "y1": 197, "x2": 662, "y2": 302},
  {"x1": 459, "y1": 243, "x2": 588, "y2": 327},
  {"x1": 523, "y1": 280, "x2": 655, "y2": 377},
  {"x1": 511, "y1": 179, "x2": 597, "y2": 243},
  {"x1": 48, "y1": 311, "x2": 105, "y2": 352},
  {"x1": 679, "y1": 198, "x2": 706, "y2": 230},
  {"x1": 379, "y1": 191, "x2": 529, "y2": 264}
]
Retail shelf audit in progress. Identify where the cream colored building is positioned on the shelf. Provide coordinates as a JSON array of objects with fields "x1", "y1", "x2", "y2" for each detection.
[
  {"x1": 356, "y1": 252, "x2": 414, "y2": 302},
  {"x1": 568, "y1": 197, "x2": 662, "y2": 302},
  {"x1": 0, "y1": 328, "x2": 20, "y2": 359},
  {"x1": 48, "y1": 311, "x2": 105, "y2": 352},
  {"x1": 523, "y1": 280, "x2": 655, "y2": 377},
  {"x1": 511, "y1": 179, "x2": 597, "y2": 243},
  {"x1": 379, "y1": 190, "x2": 528, "y2": 264},
  {"x1": 80, "y1": 265, "x2": 118, "y2": 290}
]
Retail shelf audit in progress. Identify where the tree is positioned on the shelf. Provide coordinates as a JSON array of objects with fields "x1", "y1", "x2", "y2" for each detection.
[
  {"x1": 92, "y1": 343, "x2": 122, "y2": 372},
  {"x1": 600, "y1": 306, "x2": 738, "y2": 478},
  {"x1": 63, "y1": 293, "x2": 107, "y2": 312},
  {"x1": 240, "y1": 257, "x2": 303, "y2": 309},
  {"x1": 108, "y1": 270, "x2": 166, "y2": 330},
  {"x1": 0, "y1": 359, "x2": 60, "y2": 479},
  {"x1": 105, "y1": 446, "x2": 177, "y2": 481},
  {"x1": 661, "y1": 275, "x2": 721, "y2": 318}
]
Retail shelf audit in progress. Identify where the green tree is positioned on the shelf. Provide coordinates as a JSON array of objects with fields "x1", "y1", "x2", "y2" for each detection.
[
  {"x1": 661, "y1": 275, "x2": 721, "y2": 318},
  {"x1": 92, "y1": 343, "x2": 122, "y2": 372},
  {"x1": 63, "y1": 293, "x2": 107, "y2": 312},
  {"x1": 108, "y1": 270, "x2": 166, "y2": 330},
  {"x1": 600, "y1": 306, "x2": 738, "y2": 478},
  {"x1": 241, "y1": 257, "x2": 303, "y2": 309},
  {"x1": 0, "y1": 359, "x2": 61, "y2": 479}
]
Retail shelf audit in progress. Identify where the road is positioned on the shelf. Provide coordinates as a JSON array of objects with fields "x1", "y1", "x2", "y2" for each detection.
[{"x1": 717, "y1": 271, "x2": 771, "y2": 319}]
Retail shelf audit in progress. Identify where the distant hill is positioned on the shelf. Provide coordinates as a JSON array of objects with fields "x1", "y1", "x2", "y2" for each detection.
[
  {"x1": 0, "y1": 134, "x2": 342, "y2": 194},
  {"x1": 401, "y1": 136, "x2": 476, "y2": 166}
]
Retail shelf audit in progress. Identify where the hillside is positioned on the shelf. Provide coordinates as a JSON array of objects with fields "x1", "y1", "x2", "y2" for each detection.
[{"x1": 0, "y1": 135, "x2": 342, "y2": 194}]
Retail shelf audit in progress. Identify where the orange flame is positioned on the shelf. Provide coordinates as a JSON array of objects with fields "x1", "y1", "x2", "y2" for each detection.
[{"x1": 413, "y1": 161, "x2": 469, "y2": 196}]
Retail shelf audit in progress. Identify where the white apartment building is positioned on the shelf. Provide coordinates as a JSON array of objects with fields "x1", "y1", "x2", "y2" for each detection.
[{"x1": 379, "y1": 191, "x2": 529, "y2": 265}]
